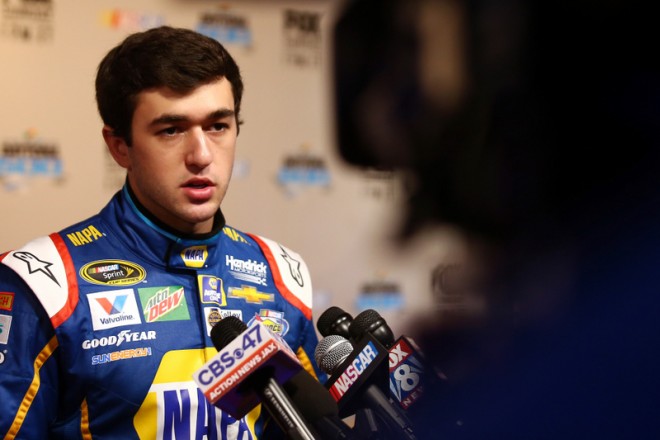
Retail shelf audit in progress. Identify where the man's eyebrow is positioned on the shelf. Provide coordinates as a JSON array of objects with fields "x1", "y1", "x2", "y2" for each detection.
[
  {"x1": 208, "y1": 109, "x2": 236, "y2": 120},
  {"x1": 149, "y1": 108, "x2": 236, "y2": 126}
]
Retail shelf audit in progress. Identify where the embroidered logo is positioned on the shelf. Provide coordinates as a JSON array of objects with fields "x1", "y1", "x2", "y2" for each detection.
[
  {"x1": 13, "y1": 251, "x2": 59, "y2": 286},
  {"x1": 181, "y1": 246, "x2": 208, "y2": 268},
  {"x1": 0, "y1": 293, "x2": 15, "y2": 311},
  {"x1": 228, "y1": 285, "x2": 274, "y2": 304},
  {"x1": 138, "y1": 286, "x2": 190, "y2": 323},
  {"x1": 80, "y1": 260, "x2": 146, "y2": 286},
  {"x1": 248, "y1": 309, "x2": 290, "y2": 336},
  {"x1": 87, "y1": 289, "x2": 142, "y2": 330},
  {"x1": 280, "y1": 246, "x2": 304, "y2": 287},
  {"x1": 198, "y1": 275, "x2": 227, "y2": 306}
]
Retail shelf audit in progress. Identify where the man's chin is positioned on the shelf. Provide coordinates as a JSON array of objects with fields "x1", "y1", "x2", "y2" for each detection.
[{"x1": 183, "y1": 206, "x2": 219, "y2": 231}]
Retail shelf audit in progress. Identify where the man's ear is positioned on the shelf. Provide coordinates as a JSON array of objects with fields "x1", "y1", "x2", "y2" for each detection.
[{"x1": 103, "y1": 126, "x2": 131, "y2": 169}]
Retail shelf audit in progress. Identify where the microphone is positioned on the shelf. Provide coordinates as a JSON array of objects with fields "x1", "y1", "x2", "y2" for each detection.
[
  {"x1": 315, "y1": 333, "x2": 417, "y2": 440},
  {"x1": 193, "y1": 316, "x2": 316, "y2": 440},
  {"x1": 347, "y1": 309, "x2": 446, "y2": 411},
  {"x1": 317, "y1": 306, "x2": 354, "y2": 339},
  {"x1": 348, "y1": 309, "x2": 395, "y2": 348},
  {"x1": 388, "y1": 336, "x2": 428, "y2": 410},
  {"x1": 281, "y1": 370, "x2": 358, "y2": 440}
]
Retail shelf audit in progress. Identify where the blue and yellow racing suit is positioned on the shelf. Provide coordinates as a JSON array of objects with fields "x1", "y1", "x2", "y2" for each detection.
[{"x1": 0, "y1": 184, "x2": 324, "y2": 439}]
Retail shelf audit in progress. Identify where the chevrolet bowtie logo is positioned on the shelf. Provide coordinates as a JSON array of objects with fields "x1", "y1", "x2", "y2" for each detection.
[{"x1": 228, "y1": 285, "x2": 274, "y2": 304}]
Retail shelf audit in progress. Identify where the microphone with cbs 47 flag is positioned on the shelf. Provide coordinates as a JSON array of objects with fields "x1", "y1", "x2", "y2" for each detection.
[
  {"x1": 192, "y1": 315, "x2": 359, "y2": 440},
  {"x1": 317, "y1": 307, "x2": 447, "y2": 412}
]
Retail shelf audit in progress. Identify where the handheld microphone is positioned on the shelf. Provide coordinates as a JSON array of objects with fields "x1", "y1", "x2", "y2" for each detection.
[
  {"x1": 388, "y1": 336, "x2": 427, "y2": 410},
  {"x1": 281, "y1": 370, "x2": 358, "y2": 440},
  {"x1": 317, "y1": 306, "x2": 354, "y2": 339},
  {"x1": 348, "y1": 309, "x2": 394, "y2": 347},
  {"x1": 347, "y1": 308, "x2": 446, "y2": 411},
  {"x1": 315, "y1": 333, "x2": 417, "y2": 440},
  {"x1": 193, "y1": 317, "x2": 316, "y2": 440}
]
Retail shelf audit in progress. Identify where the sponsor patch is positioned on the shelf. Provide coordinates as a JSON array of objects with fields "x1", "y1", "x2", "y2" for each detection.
[
  {"x1": 223, "y1": 227, "x2": 249, "y2": 244},
  {"x1": 133, "y1": 349, "x2": 257, "y2": 439},
  {"x1": 181, "y1": 246, "x2": 208, "y2": 268},
  {"x1": 80, "y1": 260, "x2": 146, "y2": 286},
  {"x1": 138, "y1": 286, "x2": 190, "y2": 323},
  {"x1": 66, "y1": 225, "x2": 104, "y2": 246},
  {"x1": 12, "y1": 251, "x2": 60, "y2": 286},
  {"x1": 0, "y1": 315, "x2": 13, "y2": 344},
  {"x1": 279, "y1": 246, "x2": 304, "y2": 287},
  {"x1": 228, "y1": 285, "x2": 274, "y2": 304},
  {"x1": 198, "y1": 275, "x2": 227, "y2": 306},
  {"x1": 248, "y1": 309, "x2": 289, "y2": 336},
  {"x1": 0, "y1": 292, "x2": 15, "y2": 311},
  {"x1": 87, "y1": 289, "x2": 142, "y2": 330},
  {"x1": 226, "y1": 255, "x2": 268, "y2": 286},
  {"x1": 82, "y1": 329, "x2": 157, "y2": 350},
  {"x1": 91, "y1": 347, "x2": 153, "y2": 365},
  {"x1": 203, "y1": 307, "x2": 242, "y2": 336}
]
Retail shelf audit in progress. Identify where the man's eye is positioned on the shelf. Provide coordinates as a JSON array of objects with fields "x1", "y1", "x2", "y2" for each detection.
[
  {"x1": 160, "y1": 127, "x2": 179, "y2": 136},
  {"x1": 210, "y1": 123, "x2": 228, "y2": 132}
]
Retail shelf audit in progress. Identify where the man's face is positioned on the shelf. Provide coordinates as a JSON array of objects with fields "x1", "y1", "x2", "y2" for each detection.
[{"x1": 121, "y1": 77, "x2": 237, "y2": 234}]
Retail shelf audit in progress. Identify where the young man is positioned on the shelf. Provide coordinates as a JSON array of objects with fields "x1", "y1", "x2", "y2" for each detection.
[{"x1": 0, "y1": 26, "x2": 323, "y2": 439}]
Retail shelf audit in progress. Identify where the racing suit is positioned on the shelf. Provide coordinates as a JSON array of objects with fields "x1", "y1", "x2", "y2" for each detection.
[{"x1": 0, "y1": 184, "x2": 324, "y2": 439}]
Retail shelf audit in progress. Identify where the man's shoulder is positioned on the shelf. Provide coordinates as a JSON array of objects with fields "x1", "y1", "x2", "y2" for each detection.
[
  {"x1": 1, "y1": 234, "x2": 77, "y2": 327},
  {"x1": 240, "y1": 232, "x2": 313, "y2": 319}
]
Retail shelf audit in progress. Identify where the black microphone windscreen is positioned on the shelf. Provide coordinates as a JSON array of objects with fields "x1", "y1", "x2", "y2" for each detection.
[
  {"x1": 210, "y1": 316, "x2": 248, "y2": 351},
  {"x1": 349, "y1": 309, "x2": 395, "y2": 347},
  {"x1": 317, "y1": 306, "x2": 353, "y2": 337}
]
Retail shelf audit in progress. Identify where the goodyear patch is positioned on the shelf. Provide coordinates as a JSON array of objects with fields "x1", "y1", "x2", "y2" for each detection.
[{"x1": 80, "y1": 260, "x2": 146, "y2": 286}]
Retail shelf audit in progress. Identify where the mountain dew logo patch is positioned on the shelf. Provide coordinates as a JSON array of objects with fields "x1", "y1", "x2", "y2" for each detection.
[{"x1": 138, "y1": 286, "x2": 190, "y2": 323}]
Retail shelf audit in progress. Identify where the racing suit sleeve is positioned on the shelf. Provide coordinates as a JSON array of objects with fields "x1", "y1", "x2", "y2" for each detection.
[
  {"x1": 295, "y1": 316, "x2": 328, "y2": 383},
  {"x1": 0, "y1": 264, "x2": 62, "y2": 439}
]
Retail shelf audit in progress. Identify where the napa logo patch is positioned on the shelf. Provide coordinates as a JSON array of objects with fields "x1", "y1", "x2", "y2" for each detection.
[
  {"x1": 66, "y1": 224, "x2": 104, "y2": 247},
  {"x1": 87, "y1": 289, "x2": 142, "y2": 330},
  {"x1": 138, "y1": 286, "x2": 190, "y2": 323},
  {"x1": 223, "y1": 227, "x2": 249, "y2": 244},
  {"x1": 248, "y1": 309, "x2": 289, "y2": 336},
  {"x1": 198, "y1": 275, "x2": 227, "y2": 306},
  {"x1": 133, "y1": 349, "x2": 257, "y2": 439},
  {"x1": 181, "y1": 246, "x2": 208, "y2": 268},
  {"x1": 80, "y1": 260, "x2": 146, "y2": 286}
]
